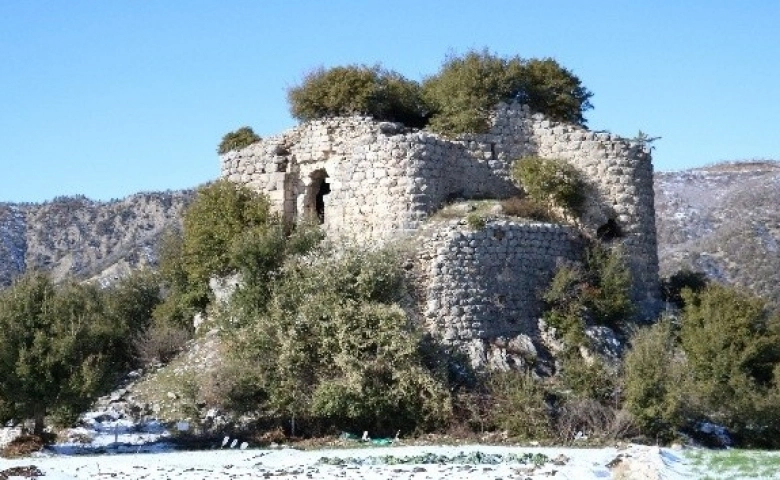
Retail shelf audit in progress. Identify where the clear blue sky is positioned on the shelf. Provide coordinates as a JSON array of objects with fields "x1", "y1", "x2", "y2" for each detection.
[{"x1": 2, "y1": 1, "x2": 779, "y2": 202}]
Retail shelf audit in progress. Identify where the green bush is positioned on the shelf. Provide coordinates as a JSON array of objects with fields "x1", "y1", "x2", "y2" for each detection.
[
  {"x1": 624, "y1": 287, "x2": 780, "y2": 446},
  {"x1": 542, "y1": 244, "x2": 633, "y2": 347},
  {"x1": 513, "y1": 156, "x2": 585, "y2": 218},
  {"x1": 466, "y1": 213, "x2": 486, "y2": 230},
  {"x1": 623, "y1": 317, "x2": 689, "y2": 442},
  {"x1": 517, "y1": 58, "x2": 593, "y2": 125},
  {"x1": 222, "y1": 246, "x2": 452, "y2": 435},
  {"x1": 0, "y1": 274, "x2": 132, "y2": 433},
  {"x1": 556, "y1": 352, "x2": 617, "y2": 403},
  {"x1": 422, "y1": 50, "x2": 592, "y2": 135},
  {"x1": 661, "y1": 268, "x2": 708, "y2": 308},
  {"x1": 217, "y1": 126, "x2": 261, "y2": 155},
  {"x1": 488, "y1": 371, "x2": 552, "y2": 440},
  {"x1": 287, "y1": 65, "x2": 427, "y2": 128}
]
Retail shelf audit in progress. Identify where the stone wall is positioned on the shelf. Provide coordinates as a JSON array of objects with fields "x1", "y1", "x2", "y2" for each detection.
[
  {"x1": 221, "y1": 102, "x2": 660, "y2": 321},
  {"x1": 415, "y1": 219, "x2": 582, "y2": 369}
]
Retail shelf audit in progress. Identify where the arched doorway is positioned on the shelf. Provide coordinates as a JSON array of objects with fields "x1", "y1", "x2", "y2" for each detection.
[{"x1": 304, "y1": 169, "x2": 330, "y2": 224}]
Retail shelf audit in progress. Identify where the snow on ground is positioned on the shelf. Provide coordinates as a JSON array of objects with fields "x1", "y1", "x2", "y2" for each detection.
[{"x1": 1, "y1": 444, "x2": 692, "y2": 479}]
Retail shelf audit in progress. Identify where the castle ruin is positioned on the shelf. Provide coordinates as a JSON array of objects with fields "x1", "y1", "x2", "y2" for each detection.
[{"x1": 220, "y1": 103, "x2": 660, "y2": 368}]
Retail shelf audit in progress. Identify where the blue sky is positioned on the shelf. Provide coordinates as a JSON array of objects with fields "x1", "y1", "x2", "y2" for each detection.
[{"x1": 1, "y1": 1, "x2": 778, "y2": 203}]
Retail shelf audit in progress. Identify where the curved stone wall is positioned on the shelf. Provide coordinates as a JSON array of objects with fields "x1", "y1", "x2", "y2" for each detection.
[{"x1": 416, "y1": 219, "x2": 583, "y2": 368}]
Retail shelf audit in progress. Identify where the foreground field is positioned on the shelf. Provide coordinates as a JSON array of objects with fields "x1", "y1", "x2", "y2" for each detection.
[
  {"x1": 687, "y1": 449, "x2": 780, "y2": 479},
  {"x1": 1, "y1": 444, "x2": 691, "y2": 479}
]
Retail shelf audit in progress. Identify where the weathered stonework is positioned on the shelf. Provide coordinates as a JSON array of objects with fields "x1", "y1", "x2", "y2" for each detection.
[
  {"x1": 221, "y1": 103, "x2": 661, "y2": 366},
  {"x1": 415, "y1": 219, "x2": 583, "y2": 369}
]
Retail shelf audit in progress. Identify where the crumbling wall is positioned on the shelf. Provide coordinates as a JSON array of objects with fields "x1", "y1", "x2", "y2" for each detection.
[{"x1": 221, "y1": 102, "x2": 661, "y2": 327}]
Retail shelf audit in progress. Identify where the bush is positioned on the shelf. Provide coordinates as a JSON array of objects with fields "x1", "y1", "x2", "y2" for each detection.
[
  {"x1": 466, "y1": 213, "x2": 486, "y2": 230},
  {"x1": 513, "y1": 156, "x2": 585, "y2": 218},
  {"x1": 542, "y1": 244, "x2": 633, "y2": 347},
  {"x1": 222, "y1": 246, "x2": 452, "y2": 436},
  {"x1": 422, "y1": 50, "x2": 592, "y2": 135},
  {"x1": 661, "y1": 268, "x2": 708, "y2": 309},
  {"x1": 218, "y1": 126, "x2": 261, "y2": 155},
  {"x1": 133, "y1": 324, "x2": 191, "y2": 367},
  {"x1": 555, "y1": 399, "x2": 637, "y2": 444},
  {"x1": 556, "y1": 352, "x2": 617, "y2": 403},
  {"x1": 500, "y1": 196, "x2": 553, "y2": 222},
  {"x1": 622, "y1": 317, "x2": 688, "y2": 442},
  {"x1": 0, "y1": 274, "x2": 130, "y2": 434},
  {"x1": 488, "y1": 371, "x2": 552, "y2": 440},
  {"x1": 288, "y1": 65, "x2": 427, "y2": 128},
  {"x1": 517, "y1": 58, "x2": 593, "y2": 125}
]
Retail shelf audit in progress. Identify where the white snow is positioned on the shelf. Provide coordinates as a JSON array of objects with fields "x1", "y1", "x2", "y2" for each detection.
[{"x1": 1, "y1": 443, "x2": 693, "y2": 479}]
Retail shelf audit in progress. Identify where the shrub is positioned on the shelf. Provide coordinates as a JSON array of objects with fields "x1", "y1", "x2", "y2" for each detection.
[
  {"x1": 133, "y1": 324, "x2": 191, "y2": 367},
  {"x1": 513, "y1": 156, "x2": 585, "y2": 218},
  {"x1": 217, "y1": 126, "x2": 261, "y2": 155},
  {"x1": 488, "y1": 371, "x2": 552, "y2": 440},
  {"x1": 622, "y1": 317, "x2": 688, "y2": 442},
  {"x1": 181, "y1": 180, "x2": 274, "y2": 285},
  {"x1": 500, "y1": 196, "x2": 553, "y2": 222},
  {"x1": 422, "y1": 50, "x2": 592, "y2": 135},
  {"x1": 223, "y1": 246, "x2": 451, "y2": 435},
  {"x1": 661, "y1": 268, "x2": 708, "y2": 309},
  {"x1": 555, "y1": 399, "x2": 637, "y2": 444},
  {"x1": 422, "y1": 50, "x2": 524, "y2": 135},
  {"x1": 466, "y1": 212, "x2": 486, "y2": 230},
  {"x1": 287, "y1": 65, "x2": 427, "y2": 128},
  {"x1": 556, "y1": 352, "x2": 617, "y2": 403},
  {"x1": 542, "y1": 244, "x2": 633, "y2": 347},
  {"x1": 517, "y1": 58, "x2": 593, "y2": 125},
  {"x1": 0, "y1": 274, "x2": 129, "y2": 434}
]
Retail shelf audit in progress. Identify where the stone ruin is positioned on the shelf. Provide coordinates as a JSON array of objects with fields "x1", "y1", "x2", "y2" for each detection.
[{"x1": 220, "y1": 103, "x2": 660, "y2": 368}]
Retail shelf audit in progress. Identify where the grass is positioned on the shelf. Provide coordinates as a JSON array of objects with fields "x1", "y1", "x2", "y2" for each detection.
[{"x1": 687, "y1": 449, "x2": 780, "y2": 479}]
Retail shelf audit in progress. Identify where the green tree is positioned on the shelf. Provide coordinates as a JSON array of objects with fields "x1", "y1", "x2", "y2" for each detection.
[
  {"x1": 517, "y1": 58, "x2": 593, "y2": 125},
  {"x1": 680, "y1": 285, "x2": 780, "y2": 408},
  {"x1": 422, "y1": 50, "x2": 593, "y2": 135},
  {"x1": 542, "y1": 244, "x2": 633, "y2": 346},
  {"x1": 218, "y1": 126, "x2": 261, "y2": 154},
  {"x1": 101, "y1": 270, "x2": 162, "y2": 369},
  {"x1": 0, "y1": 274, "x2": 123, "y2": 433},
  {"x1": 288, "y1": 65, "x2": 427, "y2": 128}
]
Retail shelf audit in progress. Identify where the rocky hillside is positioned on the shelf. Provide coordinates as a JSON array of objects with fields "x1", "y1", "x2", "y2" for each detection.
[
  {"x1": 655, "y1": 160, "x2": 780, "y2": 309},
  {"x1": 0, "y1": 191, "x2": 193, "y2": 287}
]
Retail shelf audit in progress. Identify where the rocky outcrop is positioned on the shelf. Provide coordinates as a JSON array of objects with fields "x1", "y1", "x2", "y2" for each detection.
[{"x1": 0, "y1": 191, "x2": 193, "y2": 287}]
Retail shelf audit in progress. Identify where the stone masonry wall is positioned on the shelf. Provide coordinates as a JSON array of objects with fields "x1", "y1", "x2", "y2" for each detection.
[
  {"x1": 221, "y1": 102, "x2": 660, "y2": 323},
  {"x1": 416, "y1": 219, "x2": 582, "y2": 369}
]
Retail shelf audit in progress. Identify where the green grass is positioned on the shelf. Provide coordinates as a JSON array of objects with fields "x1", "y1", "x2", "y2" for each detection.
[{"x1": 687, "y1": 449, "x2": 780, "y2": 479}]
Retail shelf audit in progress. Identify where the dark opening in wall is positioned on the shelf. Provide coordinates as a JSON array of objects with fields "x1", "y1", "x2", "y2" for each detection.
[
  {"x1": 304, "y1": 169, "x2": 330, "y2": 224},
  {"x1": 597, "y1": 218, "x2": 622, "y2": 242},
  {"x1": 315, "y1": 181, "x2": 330, "y2": 224}
]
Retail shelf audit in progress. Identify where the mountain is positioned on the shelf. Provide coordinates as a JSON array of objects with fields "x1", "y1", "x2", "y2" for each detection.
[
  {"x1": 654, "y1": 160, "x2": 780, "y2": 309},
  {"x1": 0, "y1": 191, "x2": 193, "y2": 287}
]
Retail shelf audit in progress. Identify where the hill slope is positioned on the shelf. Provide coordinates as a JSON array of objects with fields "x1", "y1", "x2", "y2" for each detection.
[
  {"x1": 655, "y1": 161, "x2": 780, "y2": 308},
  {"x1": 0, "y1": 191, "x2": 193, "y2": 287}
]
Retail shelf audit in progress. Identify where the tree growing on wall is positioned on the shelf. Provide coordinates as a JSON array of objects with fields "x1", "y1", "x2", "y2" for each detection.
[
  {"x1": 218, "y1": 126, "x2": 261, "y2": 155},
  {"x1": 288, "y1": 65, "x2": 428, "y2": 128},
  {"x1": 286, "y1": 51, "x2": 593, "y2": 135},
  {"x1": 422, "y1": 50, "x2": 593, "y2": 135},
  {"x1": 512, "y1": 156, "x2": 585, "y2": 219}
]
